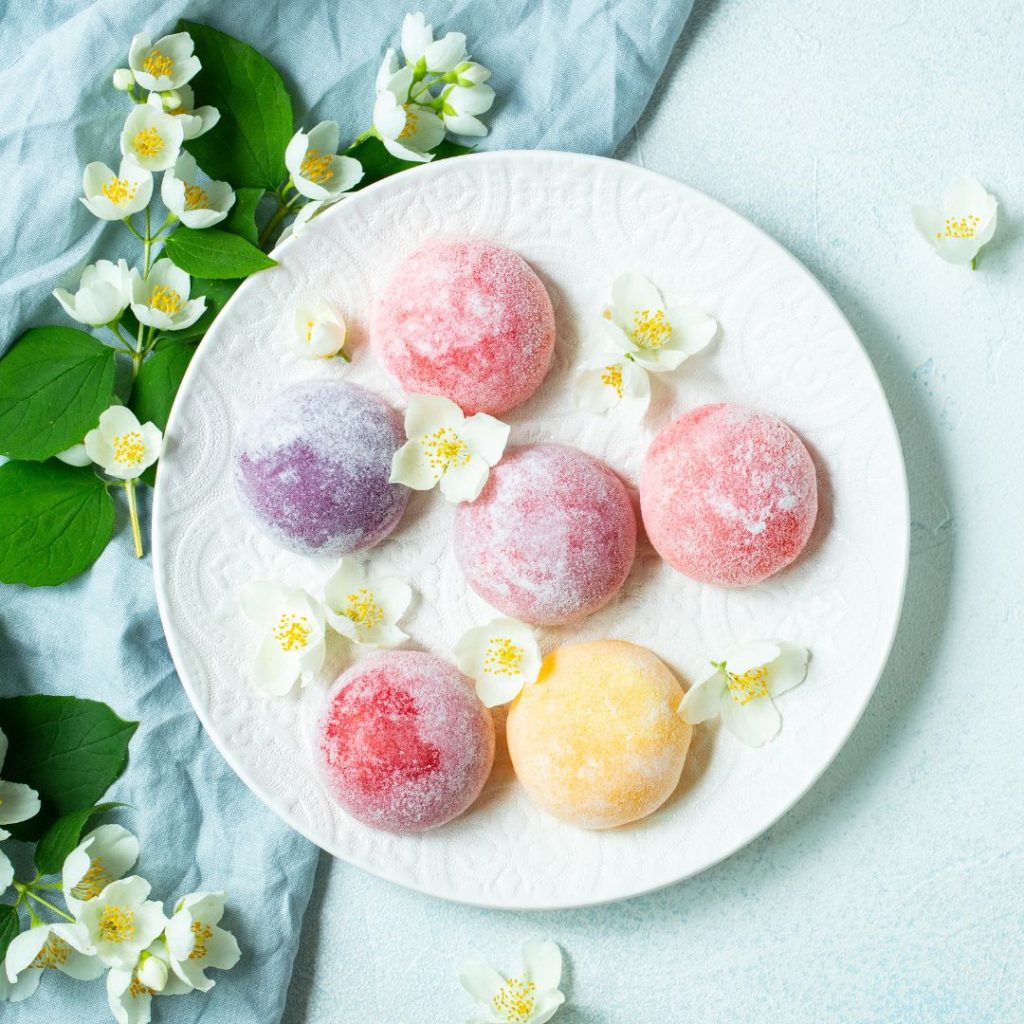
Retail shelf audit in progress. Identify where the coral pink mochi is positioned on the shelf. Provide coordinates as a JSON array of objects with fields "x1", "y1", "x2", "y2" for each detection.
[
  {"x1": 318, "y1": 651, "x2": 494, "y2": 833},
  {"x1": 373, "y1": 238, "x2": 556, "y2": 415},
  {"x1": 640, "y1": 403, "x2": 818, "y2": 587},
  {"x1": 454, "y1": 443, "x2": 636, "y2": 625}
]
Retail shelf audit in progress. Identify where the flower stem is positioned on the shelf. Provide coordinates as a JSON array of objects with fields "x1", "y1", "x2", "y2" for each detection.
[
  {"x1": 971, "y1": 256, "x2": 978, "y2": 270},
  {"x1": 18, "y1": 885, "x2": 75, "y2": 923},
  {"x1": 124, "y1": 479, "x2": 144, "y2": 558},
  {"x1": 258, "y1": 193, "x2": 299, "y2": 249},
  {"x1": 142, "y1": 206, "x2": 153, "y2": 276}
]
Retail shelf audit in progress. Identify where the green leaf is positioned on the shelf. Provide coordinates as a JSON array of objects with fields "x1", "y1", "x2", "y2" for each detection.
[
  {"x1": 130, "y1": 342, "x2": 195, "y2": 432},
  {"x1": 0, "y1": 696, "x2": 137, "y2": 842},
  {"x1": 346, "y1": 137, "x2": 474, "y2": 191},
  {"x1": 0, "y1": 905, "x2": 18, "y2": 963},
  {"x1": 34, "y1": 802, "x2": 124, "y2": 876},
  {"x1": 0, "y1": 462, "x2": 114, "y2": 586},
  {"x1": 180, "y1": 20, "x2": 293, "y2": 189},
  {"x1": 151, "y1": 278, "x2": 238, "y2": 345},
  {"x1": 223, "y1": 187, "x2": 264, "y2": 245},
  {"x1": 0, "y1": 326, "x2": 116, "y2": 461},
  {"x1": 164, "y1": 227, "x2": 276, "y2": 279}
]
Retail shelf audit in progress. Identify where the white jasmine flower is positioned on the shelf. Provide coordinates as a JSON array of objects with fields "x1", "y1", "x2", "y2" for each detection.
[
  {"x1": 602, "y1": 271, "x2": 717, "y2": 373},
  {"x1": 240, "y1": 581, "x2": 326, "y2": 696},
  {"x1": 284, "y1": 121, "x2": 364, "y2": 201},
  {"x1": 400, "y1": 12, "x2": 467, "y2": 72},
  {"x1": 112, "y1": 68, "x2": 136, "y2": 91},
  {"x1": 128, "y1": 31, "x2": 201, "y2": 92},
  {"x1": 157, "y1": 89, "x2": 182, "y2": 111},
  {"x1": 164, "y1": 891, "x2": 240, "y2": 992},
  {"x1": 80, "y1": 160, "x2": 153, "y2": 221},
  {"x1": 277, "y1": 199, "x2": 327, "y2": 244},
  {"x1": 55, "y1": 443, "x2": 91, "y2": 467},
  {"x1": 678, "y1": 640, "x2": 809, "y2": 747},
  {"x1": 62, "y1": 823, "x2": 140, "y2": 916},
  {"x1": 440, "y1": 83, "x2": 495, "y2": 137},
  {"x1": 147, "y1": 84, "x2": 220, "y2": 140},
  {"x1": 390, "y1": 394, "x2": 509, "y2": 503},
  {"x1": 0, "y1": 829, "x2": 13, "y2": 898},
  {"x1": 575, "y1": 347, "x2": 651, "y2": 415},
  {"x1": 373, "y1": 63, "x2": 445, "y2": 163},
  {"x1": 0, "y1": 726, "x2": 42, "y2": 829},
  {"x1": 323, "y1": 558, "x2": 412, "y2": 648},
  {"x1": 912, "y1": 177, "x2": 998, "y2": 267},
  {"x1": 449, "y1": 61, "x2": 491, "y2": 87},
  {"x1": 3, "y1": 923, "x2": 103, "y2": 1001},
  {"x1": 291, "y1": 296, "x2": 347, "y2": 360},
  {"x1": 77, "y1": 875, "x2": 167, "y2": 969},
  {"x1": 161, "y1": 152, "x2": 235, "y2": 229},
  {"x1": 52, "y1": 258, "x2": 134, "y2": 327},
  {"x1": 130, "y1": 258, "x2": 206, "y2": 332},
  {"x1": 120, "y1": 105, "x2": 184, "y2": 173},
  {"x1": 84, "y1": 405, "x2": 163, "y2": 482},
  {"x1": 455, "y1": 618, "x2": 542, "y2": 707},
  {"x1": 461, "y1": 939, "x2": 565, "y2": 1024},
  {"x1": 106, "y1": 943, "x2": 187, "y2": 1024}
]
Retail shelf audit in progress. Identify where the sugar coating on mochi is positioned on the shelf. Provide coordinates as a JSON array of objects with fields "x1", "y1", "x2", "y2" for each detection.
[
  {"x1": 233, "y1": 380, "x2": 408, "y2": 556},
  {"x1": 506, "y1": 640, "x2": 692, "y2": 829},
  {"x1": 318, "y1": 651, "x2": 495, "y2": 833},
  {"x1": 454, "y1": 443, "x2": 636, "y2": 625},
  {"x1": 372, "y1": 238, "x2": 556, "y2": 415},
  {"x1": 640, "y1": 403, "x2": 818, "y2": 587}
]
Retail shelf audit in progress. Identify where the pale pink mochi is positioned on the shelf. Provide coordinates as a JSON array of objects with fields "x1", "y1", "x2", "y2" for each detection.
[
  {"x1": 372, "y1": 238, "x2": 556, "y2": 415},
  {"x1": 318, "y1": 651, "x2": 494, "y2": 833},
  {"x1": 640, "y1": 403, "x2": 818, "y2": 587},
  {"x1": 454, "y1": 443, "x2": 636, "y2": 625}
]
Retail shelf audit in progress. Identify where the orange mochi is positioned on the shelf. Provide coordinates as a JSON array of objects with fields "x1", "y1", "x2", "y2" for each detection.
[{"x1": 506, "y1": 640, "x2": 691, "y2": 829}]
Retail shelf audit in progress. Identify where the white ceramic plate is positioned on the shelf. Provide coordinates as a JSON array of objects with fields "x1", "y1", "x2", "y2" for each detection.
[{"x1": 153, "y1": 151, "x2": 908, "y2": 910}]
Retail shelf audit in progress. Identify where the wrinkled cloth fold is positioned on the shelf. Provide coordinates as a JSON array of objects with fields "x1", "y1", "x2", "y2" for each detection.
[{"x1": 0, "y1": 1, "x2": 693, "y2": 1020}]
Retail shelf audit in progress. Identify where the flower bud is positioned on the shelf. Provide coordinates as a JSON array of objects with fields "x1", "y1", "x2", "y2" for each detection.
[
  {"x1": 137, "y1": 952, "x2": 168, "y2": 992},
  {"x1": 112, "y1": 68, "x2": 136, "y2": 91},
  {"x1": 160, "y1": 89, "x2": 182, "y2": 111}
]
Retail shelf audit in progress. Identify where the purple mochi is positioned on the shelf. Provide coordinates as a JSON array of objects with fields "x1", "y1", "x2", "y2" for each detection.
[{"x1": 233, "y1": 380, "x2": 409, "y2": 556}]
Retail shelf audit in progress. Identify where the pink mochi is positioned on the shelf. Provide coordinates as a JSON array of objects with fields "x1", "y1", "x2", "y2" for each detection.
[
  {"x1": 318, "y1": 651, "x2": 494, "y2": 833},
  {"x1": 372, "y1": 238, "x2": 556, "y2": 415},
  {"x1": 454, "y1": 443, "x2": 637, "y2": 625},
  {"x1": 640, "y1": 403, "x2": 818, "y2": 587}
]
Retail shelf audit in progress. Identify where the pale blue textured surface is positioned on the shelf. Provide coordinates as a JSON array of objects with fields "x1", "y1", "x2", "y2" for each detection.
[
  {"x1": 0, "y1": 2, "x2": 692, "y2": 1021},
  {"x1": 283, "y1": 2, "x2": 1024, "y2": 1022}
]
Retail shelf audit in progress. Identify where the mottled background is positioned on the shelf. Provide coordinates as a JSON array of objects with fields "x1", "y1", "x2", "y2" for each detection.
[{"x1": 283, "y1": 2, "x2": 1024, "y2": 1021}]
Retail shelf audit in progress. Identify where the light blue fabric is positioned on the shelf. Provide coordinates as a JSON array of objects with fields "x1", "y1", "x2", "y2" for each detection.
[{"x1": 0, "y1": 1, "x2": 692, "y2": 1020}]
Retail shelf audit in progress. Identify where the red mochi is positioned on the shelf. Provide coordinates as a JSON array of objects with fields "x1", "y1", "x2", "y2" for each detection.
[
  {"x1": 318, "y1": 651, "x2": 494, "y2": 833},
  {"x1": 640, "y1": 403, "x2": 818, "y2": 587},
  {"x1": 372, "y1": 238, "x2": 556, "y2": 415}
]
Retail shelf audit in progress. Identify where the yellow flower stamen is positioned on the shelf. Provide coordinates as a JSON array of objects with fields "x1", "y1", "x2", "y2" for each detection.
[
  {"x1": 31, "y1": 934, "x2": 71, "y2": 970},
  {"x1": 936, "y1": 213, "x2": 981, "y2": 240},
  {"x1": 142, "y1": 50, "x2": 175, "y2": 79},
  {"x1": 344, "y1": 589, "x2": 384, "y2": 630},
  {"x1": 128, "y1": 974, "x2": 156, "y2": 998},
  {"x1": 300, "y1": 148, "x2": 334, "y2": 184},
  {"x1": 73, "y1": 857, "x2": 110, "y2": 901},
  {"x1": 600, "y1": 363, "x2": 624, "y2": 398},
  {"x1": 304, "y1": 319, "x2": 315, "y2": 343},
  {"x1": 484, "y1": 637, "x2": 524, "y2": 677},
  {"x1": 630, "y1": 307, "x2": 671, "y2": 350},
  {"x1": 189, "y1": 920, "x2": 214, "y2": 961},
  {"x1": 398, "y1": 105, "x2": 419, "y2": 140},
  {"x1": 132, "y1": 126, "x2": 165, "y2": 159},
  {"x1": 492, "y1": 977, "x2": 537, "y2": 1023},
  {"x1": 183, "y1": 183, "x2": 209, "y2": 210},
  {"x1": 422, "y1": 427, "x2": 470, "y2": 477},
  {"x1": 727, "y1": 664, "x2": 770, "y2": 706},
  {"x1": 98, "y1": 905, "x2": 136, "y2": 944},
  {"x1": 101, "y1": 176, "x2": 139, "y2": 207},
  {"x1": 273, "y1": 613, "x2": 311, "y2": 652},
  {"x1": 149, "y1": 284, "x2": 183, "y2": 315},
  {"x1": 113, "y1": 431, "x2": 145, "y2": 467}
]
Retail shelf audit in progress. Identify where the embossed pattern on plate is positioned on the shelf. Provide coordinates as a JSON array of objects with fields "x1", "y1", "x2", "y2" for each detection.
[{"x1": 152, "y1": 151, "x2": 908, "y2": 909}]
